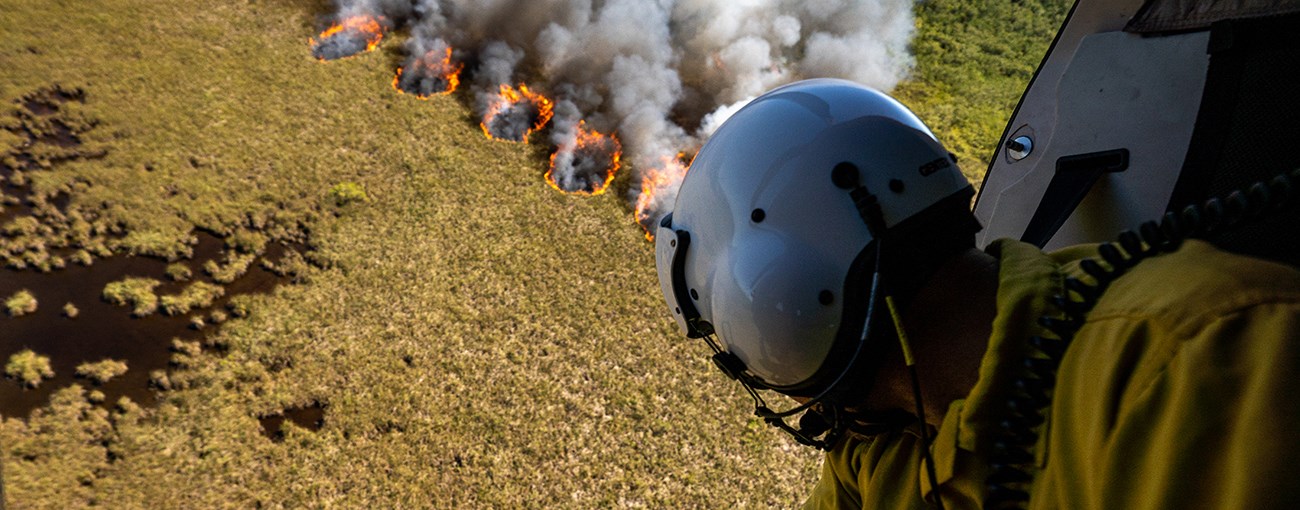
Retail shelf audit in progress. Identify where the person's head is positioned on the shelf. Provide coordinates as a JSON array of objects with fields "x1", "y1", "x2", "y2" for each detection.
[{"x1": 654, "y1": 79, "x2": 979, "y2": 444}]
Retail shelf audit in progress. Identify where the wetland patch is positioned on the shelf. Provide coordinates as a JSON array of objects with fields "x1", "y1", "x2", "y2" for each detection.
[
  {"x1": 0, "y1": 231, "x2": 304, "y2": 417},
  {"x1": 0, "y1": 87, "x2": 311, "y2": 417}
]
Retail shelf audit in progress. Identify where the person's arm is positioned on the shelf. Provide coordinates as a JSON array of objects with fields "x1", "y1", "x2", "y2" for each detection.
[{"x1": 802, "y1": 431, "x2": 928, "y2": 510}]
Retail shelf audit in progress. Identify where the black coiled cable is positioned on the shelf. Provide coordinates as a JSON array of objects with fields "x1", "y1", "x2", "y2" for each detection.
[{"x1": 982, "y1": 169, "x2": 1300, "y2": 509}]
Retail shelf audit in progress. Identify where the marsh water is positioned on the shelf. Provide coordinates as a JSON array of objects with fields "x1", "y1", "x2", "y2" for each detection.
[{"x1": 0, "y1": 233, "x2": 291, "y2": 417}]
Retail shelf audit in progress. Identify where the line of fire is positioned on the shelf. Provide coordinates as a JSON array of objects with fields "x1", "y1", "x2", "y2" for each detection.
[
  {"x1": 392, "y1": 46, "x2": 462, "y2": 99},
  {"x1": 308, "y1": 13, "x2": 683, "y2": 240}
]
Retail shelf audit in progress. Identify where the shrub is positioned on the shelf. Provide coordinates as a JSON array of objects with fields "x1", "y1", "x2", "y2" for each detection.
[
  {"x1": 209, "y1": 309, "x2": 229, "y2": 324},
  {"x1": 71, "y1": 249, "x2": 94, "y2": 266},
  {"x1": 5, "y1": 289, "x2": 37, "y2": 316},
  {"x1": 75, "y1": 359, "x2": 129, "y2": 384},
  {"x1": 5, "y1": 349, "x2": 54, "y2": 388},
  {"x1": 227, "y1": 295, "x2": 253, "y2": 318},
  {"x1": 2, "y1": 216, "x2": 40, "y2": 236},
  {"x1": 159, "y1": 281, "x2": 225, "y2": 316},
  {"x1": 115, "y1": 396, "x2": 141, "y2": 415},
  {"x1": 203, "y1": 253, "x2": 256, "y2": 284},
  {"x1": 103, "y1": 277, "x2": 162, "y2": 316},
  {"x1": 170, "y1": 339, "x2": 202, "y2": 367},
  {"x1": 122, "y1": 230, "x2": 192, "y2": 260},
  {"x1": 148, "y1": 369, "x2": 171, "y2": 391},
  {"x1": 165, "y1": 262, "x2": 192, "y2": 281},
  {"x1": 63, "y1": 302, "x2": 79, "y2": 318},
  {"x1": 228, "y1": 230, "x2": 267, "y2": 254},
  {"x1": 266, "y1": 248, "x2": 311, "y2": 283},
  {"x1": 328, "y1": 181, "x2": 368, "y2": 206},
  {"x1": 170, "y1": 338, "x2": 201, "y2": 357}
]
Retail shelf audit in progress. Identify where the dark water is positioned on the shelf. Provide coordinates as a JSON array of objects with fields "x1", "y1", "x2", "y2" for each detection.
[
  {"x1": 0, "y1": 233, "x2": 293, "y2": 417},
  {"x1": 259, "y1": 402, "x2": 326, "y2": 441}
]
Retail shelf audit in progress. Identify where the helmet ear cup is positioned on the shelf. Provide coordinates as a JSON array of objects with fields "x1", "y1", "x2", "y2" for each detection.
[
  {"x1": 778, "y1": 240, "x2": 892, "y2": 399},
  {"x1": 707, "y1": 230, "x2": 844, "y2": 388}
]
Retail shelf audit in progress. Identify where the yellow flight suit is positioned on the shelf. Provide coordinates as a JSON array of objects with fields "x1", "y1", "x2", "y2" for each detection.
[{"x1": 803, "y1": 239, "x2": 1300, "y2": 509}]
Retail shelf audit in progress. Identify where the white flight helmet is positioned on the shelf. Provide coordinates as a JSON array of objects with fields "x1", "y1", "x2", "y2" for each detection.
[{"x1": 655, "y1": 79, "x2": 971, "y2": 394}]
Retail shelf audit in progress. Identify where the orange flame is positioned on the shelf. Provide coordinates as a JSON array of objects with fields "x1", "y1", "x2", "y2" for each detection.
[
  {"x1": 392, "y1": 47, "x2": 463, "y2": 98},
  {"x1": 635, "y1": 152, "x2": 692, "y2": 241},
  {"x1": 310, "y1": 15, "x2": 386, "y2": 59},
  {"x1": 479, "y1": 84, "x2": 555, "y2": 142},
  {"x1": 545, "y1": 122, "x2": 623, "y2": 196}
]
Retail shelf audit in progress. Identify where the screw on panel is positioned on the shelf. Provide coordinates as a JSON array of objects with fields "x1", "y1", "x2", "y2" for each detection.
[{"x1": 1007, "y1": 136, "x2": 1033, "y2": 161}]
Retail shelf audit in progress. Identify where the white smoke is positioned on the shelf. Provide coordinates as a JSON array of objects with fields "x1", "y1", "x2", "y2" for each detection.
[
  {"x1": 313, "y1": 0, "x2": 416, "y2": 60},
  {"x1": 698, "y1": 96, "x2": 755, "y2": 138},
  {"x1": 395, "y1": 35, "x2": 457, "y2": 97},
  {"x1": 547, "y1": 99, "x2": 623, "y2": 195},
  {"x1": 331, "y1": 0, "x2": 414, "y2": 20},
  {"x1": 322, "y1": 0, "x2": 916, "y2": 235}
]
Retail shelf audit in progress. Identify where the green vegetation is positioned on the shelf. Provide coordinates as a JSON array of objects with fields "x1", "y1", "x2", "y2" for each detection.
[
  {"x1": 328, "y1": 181, "x2": 369, "y2": 206},
  {"x1": 165, "y1": 262, "x2": 193, "y2": 282},
  {"x1": 228, "y1": 229, "x2": 268, "y2": 254},
  {"x1": 62, "y1": 302, "x2": 79, "y2": 318},
  {"x1": 74, "y1": 359, "x2": 128, "y2": 385},
  {"x1": 4, "y1": 289, "x2": 38, "y2": 316},
  {"x1": 225, "y1": 295, "x2": 253, "y2": 319},
  {"x1": 2, "y1": 217, "x2": 40, "y2": 237},
  {"x1": 203, "y1": 252, "x2": 256, "y2": 284},
  {"x1": 0, "y1": 0, "x2": 1066, "y2": 507},
  {"x1": 69, "y1": 250, "x2": 93, "y2": 267},
  {"x1": 159, "y1": 281, "x2": 225, "y2": 316},
  {"x1": 4, "y1": 350, "x2": 53, "y2": 388},
  {"x1": 209, "y1": 309, "x2": 229, "y2": 325},
  {"x1": 170, "y1": 339, "x2": 203, "y2": 368},
  {"x1": 263, "y1": 247, "x2": 312, "y2": 283},
  {"x1": 101, "y1": 277, "x2": 161, "y2": 317},
  {"x1": 894, "y1": 0, "x2": 1072, "y2": 184},
  {"x1": 147, "y1": 369, "x2": 171, "y2": 391}
]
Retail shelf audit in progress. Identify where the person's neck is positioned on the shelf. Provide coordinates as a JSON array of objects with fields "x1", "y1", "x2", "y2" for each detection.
[{"x1": 875, "y1": 247, "x2": 1001, "y2": 426}]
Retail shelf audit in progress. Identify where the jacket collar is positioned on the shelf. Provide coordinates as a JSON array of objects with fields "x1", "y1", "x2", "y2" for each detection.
[{"x1": 920, "y1": 239, "x2": 1065, "y2": 502}]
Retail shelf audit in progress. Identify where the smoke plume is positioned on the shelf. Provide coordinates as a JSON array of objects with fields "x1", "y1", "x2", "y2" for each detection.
[
  {"x1": 312, "y1": 0, "x2": 414, "y2": 60},
  {"x1": 547, "y1": 102, "x2": 622, "y2": 195},
  {"x1": 394, "y1": 34, "x2": 460, "y2": 97},
  {"x1": 318, "y1": 0, "x2": 916, "y2": 236},
  {"x1": 327, "y1": 0, "x2": 414, "y2": 21}
]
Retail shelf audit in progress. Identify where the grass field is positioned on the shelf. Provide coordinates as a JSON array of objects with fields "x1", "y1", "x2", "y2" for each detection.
[{"x1": 0, "y1": 0, "x2": 1067, "y2": 507}]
